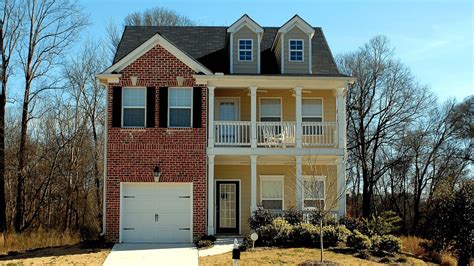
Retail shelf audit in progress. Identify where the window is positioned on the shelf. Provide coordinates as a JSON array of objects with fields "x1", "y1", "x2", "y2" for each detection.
[
  {"x1": 260, "y1": 98, "x2": 281, "y2": 122},
  {"x1": 289, "y1": 39, "x2": 303, "y2": 62},
  {"x1": 122, "y1": 87, "x2": 146, "y2": 127},
  {"x1": 169, "y1": 88, "x2": 192, "y2": 127},
  {"x1": 302, "y1": 176, "x2": 325, "y2": 209},
  {"x1": 302, "y1": 98, "x2": 323, "y2": 122},
  {"x1": 238, "y1": 39, "x2": 253, "y2": 61},
  {"x1": 260, "y1": 176, "x2": 284, "y2": 210}
]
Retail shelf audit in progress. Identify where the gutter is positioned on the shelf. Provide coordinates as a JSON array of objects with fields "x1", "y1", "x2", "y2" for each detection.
[{"x1": 99, "y1": 82, "x2": 108, "y2": 237}]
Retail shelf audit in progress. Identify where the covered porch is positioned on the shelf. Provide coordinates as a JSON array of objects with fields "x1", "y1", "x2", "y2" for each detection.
[{"x1": 206, "y1": 155, "x2": 346, "y2": 235}]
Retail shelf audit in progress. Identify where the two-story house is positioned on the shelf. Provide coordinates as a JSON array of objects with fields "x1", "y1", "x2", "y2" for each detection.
[{"x1": 97, "y1": 14, "x2": 354, "y2": 243}]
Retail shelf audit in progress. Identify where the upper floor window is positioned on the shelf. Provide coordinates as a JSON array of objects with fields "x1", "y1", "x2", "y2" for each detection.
[
  {"x1": 289, "y1": 39, "x2": 303, "y2": 62},
  {"x1": 238, "y1": 39, "x2": 253, "y2": 61},
  {"x1": 302, "y1": 98, "x2": 323, "y2": 122},
  {"x1": 122, "y1": 87, "x2": 146, "y2": 127},
  {"x1": 169, "y1": 88, "x2": 192, "y2": 128},
  {"x1": 260, "y1": 98, "x2": 281, "y2": 122}
]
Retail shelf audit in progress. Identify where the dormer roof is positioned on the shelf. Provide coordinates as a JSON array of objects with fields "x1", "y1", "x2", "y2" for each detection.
[
  {"x1": 277, "y1": 15, "x2": 315, "y2": 37},
  {"x1": 227, "y1": 14, "x2": 264, "y2": 34}
]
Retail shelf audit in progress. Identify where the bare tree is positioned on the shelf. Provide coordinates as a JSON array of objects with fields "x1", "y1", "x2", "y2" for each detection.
[
  {"x1": 63, "y1": 41, "x2": 106, "y2": 230},
  {"x1": 294, "y1": 157, "x2": 346, "y2": 263},
  {"x1": 106, "y1": 7, "x2": 194, "y2": 60},
  {"x1": 0, "y1": 0, "x2": 22, "y2": 234},
  {"x1": 337, "y1": 36, "x2": 433, "y2": 218},
  {"x1": 14, "y1": 0, "x2": 86, "y2": 232}
]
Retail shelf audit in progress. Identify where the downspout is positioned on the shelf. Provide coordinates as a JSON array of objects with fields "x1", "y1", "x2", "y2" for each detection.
[{"x1": 100, "y1": 81, "x2": 108, "y2": 237}]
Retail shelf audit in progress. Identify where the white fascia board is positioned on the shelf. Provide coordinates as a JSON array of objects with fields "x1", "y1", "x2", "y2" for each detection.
[
  {"x1": 227, "y1": 14, "x2": 264, "y2": 33},
  {"x1": 278, "y1": 15, "x2": 315, "y2": 35},
  {"x1": 103, "y1": 34, "x2": 213, "y2": 75}
]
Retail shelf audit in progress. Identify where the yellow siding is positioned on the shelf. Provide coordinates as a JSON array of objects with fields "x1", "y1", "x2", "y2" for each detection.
[
  {"x1": 214, "y1": 89, "x2": 336, "y2": 122},
  {"x1": 214, "y1": 162, "x2": 338, "y2": 235}
]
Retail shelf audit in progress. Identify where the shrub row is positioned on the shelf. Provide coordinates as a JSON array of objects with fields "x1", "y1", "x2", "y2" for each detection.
[{"x1": 254, "y1": 217, "x2": 350, "y2": 248}]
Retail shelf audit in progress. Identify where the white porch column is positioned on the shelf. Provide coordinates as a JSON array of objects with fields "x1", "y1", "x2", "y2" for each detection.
[
  {"x1": 336, "y1": 87, "x2": 346, "y2": 149},
  {"x1": 337, "y1": 157, "x2": 346, "y2": 218},
  {"x1": 208, "y1": 86, "x2": 216, "y2": 148},
  {"x1": 250, "y1": 87, "x2": 258, "y2": 148},
  {"x1": 295, "y1": 87, "x2": 303, "y2": 148},
  {"x1": 250, "y1": 155, "x2": 258, "y2": 214},
  {"x1": 295, "y1": 156, "x2": 303, "y2": 210},
  {"x1": 207, "y1": 155, "x2": 215, "y2": 234}
]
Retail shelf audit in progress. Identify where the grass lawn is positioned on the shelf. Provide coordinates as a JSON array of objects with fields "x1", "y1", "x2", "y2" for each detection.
[
  {"x1": 0, "y1": 244, "x2": 110, "y2": 266},
  {"x1": 199, "y1": 247, "x2": 430, "y2": 265}
]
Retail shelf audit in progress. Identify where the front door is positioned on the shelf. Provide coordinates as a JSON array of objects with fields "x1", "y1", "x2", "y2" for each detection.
[{"x1": 216, "y1": 181, "x2": 239, "y2": 234}]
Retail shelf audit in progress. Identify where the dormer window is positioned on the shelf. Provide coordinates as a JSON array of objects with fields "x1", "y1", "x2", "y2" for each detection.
[
  {"x1": 289, "y1": 39, "x2": 304, "y2": 62},
  {"x1": 238, "y1": 39, "x2": 253, "y2": 61}
]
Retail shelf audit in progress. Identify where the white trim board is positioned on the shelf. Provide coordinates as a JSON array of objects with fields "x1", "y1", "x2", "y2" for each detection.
[{"x1": 103, "y1": 34, "x2": 213, "y2": 75}]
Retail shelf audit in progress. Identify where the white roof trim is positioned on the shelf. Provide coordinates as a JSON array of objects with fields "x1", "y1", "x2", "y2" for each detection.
[
  {"x1": 227, "y1": 14, "x2": 264, "y2": 34},
  {"x1": 278, "y1": 15, "x2": 315, "y2": 36},
  {"x1": 103, "y1": 34, "x2": 213, "y2": 75}
]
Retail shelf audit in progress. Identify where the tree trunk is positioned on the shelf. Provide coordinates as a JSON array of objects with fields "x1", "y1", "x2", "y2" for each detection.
[
  {"x1": 319, "y1": 218, "x2": 324, "y2": 262},
  {"x1": 14, "y1": 83, "x2": 30, "y2": 232},
  {"x1": 0, "y1": 79, "x2": 6, "y2": 234},
  {"x1": 362, "y1": 170, "x2": 372, "y2": 218}
]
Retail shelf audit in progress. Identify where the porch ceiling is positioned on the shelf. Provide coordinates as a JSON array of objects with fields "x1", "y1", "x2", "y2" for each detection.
[
  {"x1": 194, "y1": 75, "x2": 354, "y2": 90},
  {"x1": 214, "y1": 155, "x2": 338, "y2": 165}
]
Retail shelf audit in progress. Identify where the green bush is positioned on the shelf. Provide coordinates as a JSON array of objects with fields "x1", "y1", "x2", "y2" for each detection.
[
  {"x1": 323, "y1": 225, "x2": 351, "y2": 247},
  {"x1": 377, "y1": 235, "x2": 402, "y2": 254},
  {"x1": 291, "y1": 222, "x2": 320, "y2": 246},
  {"x1": 249, "y1": 208, "x2": 275, "y2": 230},
  {"x1": 423, "y1": 182, "x2": 473, "y2": 266},
  {"x1": 193, "y1": 234, "x2": 216, "y2": 248},
  {"x1": 256, "y1": 217, "x2": 293, "y2": 246},
  {"x1": 358, "y1": 211, "x2": 401, "y2": 237},
  {"x1": 283, "y1": 208, "x2": 303, "y2": 225},
  {"x1": 347, "y1": 230, "x2": 372, "y2": 251},
  {"x1": 239, "y1": 236, "x2": 253, "y2": 251}
]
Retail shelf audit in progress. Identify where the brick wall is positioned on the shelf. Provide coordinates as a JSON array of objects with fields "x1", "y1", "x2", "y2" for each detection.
[{"x1": 105, "y1": 44, "x2": 207, "y2": 242}]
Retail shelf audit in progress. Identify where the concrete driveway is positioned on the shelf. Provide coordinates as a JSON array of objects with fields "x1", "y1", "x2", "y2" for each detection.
[{"x1": 103, "y1": 243, "x2": 198, "y2": 266}]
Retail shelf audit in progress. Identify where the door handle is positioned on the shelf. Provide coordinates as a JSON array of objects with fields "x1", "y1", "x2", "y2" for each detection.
[{"x1": 155, "y1": 214, "x2": 159, "y2": 222}]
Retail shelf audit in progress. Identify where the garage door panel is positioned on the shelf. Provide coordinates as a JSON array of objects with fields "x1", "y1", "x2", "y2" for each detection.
[
  {"x1": 157, "y1": 199, "x2": 190, "y2": 212},
  {"x1": 121, "y1": 183, "x2": 192, "y2": 243},
  {"x1": 122, "y1": 213, "x2": 155, "y2": 228}
]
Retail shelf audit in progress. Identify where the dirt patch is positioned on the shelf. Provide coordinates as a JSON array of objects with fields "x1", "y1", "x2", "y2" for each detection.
[{"x1": 0, "y1": 243, "x2": 111, "y2": 266}]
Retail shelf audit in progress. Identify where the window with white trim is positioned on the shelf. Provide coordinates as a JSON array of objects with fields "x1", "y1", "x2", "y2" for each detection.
[
  {"x1": 302, "y1": 98, "x2": 323, "y2": 122},
  {"x1": 302, "y1": 175, "x2": 325, "y2": 209},
  {"x1": 289, "y1": 39, "x2": 303, "y2": 62},
  {"x1": 260, "y1": 98, "x2": 281, "y2": 122},
  {"x1": 122, "y1": 87, "x2": 146, "y2": 127},
  {"x1": 168, "y1": 88, "x2": 192, "y2": 127},
  {"x1": 238, "y1": 39, "x2": 253, "y2": 61},
  {"x1": 260, "y1": 176, "x2": 284, "y2": 210}
]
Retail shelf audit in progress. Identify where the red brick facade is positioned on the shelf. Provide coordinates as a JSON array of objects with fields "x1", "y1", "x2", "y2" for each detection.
[{"x1": 105, "y1": 44, "x2": 207, "y2": 242}]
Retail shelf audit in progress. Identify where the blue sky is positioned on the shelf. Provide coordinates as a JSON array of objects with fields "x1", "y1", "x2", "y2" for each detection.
[{"x1": 83, "y1": 0, "x2": 471, "y2": 101}]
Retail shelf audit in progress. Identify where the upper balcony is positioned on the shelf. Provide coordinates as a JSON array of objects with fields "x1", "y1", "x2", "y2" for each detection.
[
  {"x1": 207, "y1": 86, "x2": 347, "y2": 153},
  {"x1": 214, "y1": 121, "x2": 337, "y2": 147}
]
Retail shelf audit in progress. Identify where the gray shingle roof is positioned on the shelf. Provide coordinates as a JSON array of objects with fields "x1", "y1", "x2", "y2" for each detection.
[{"x1": 113, "y1": 25, "x2": 343, "y2": 76}]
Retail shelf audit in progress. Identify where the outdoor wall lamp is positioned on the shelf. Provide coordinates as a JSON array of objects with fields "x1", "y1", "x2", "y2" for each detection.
[{"x1": 153, "y1": 166, "x2": 161, "y2": 182}]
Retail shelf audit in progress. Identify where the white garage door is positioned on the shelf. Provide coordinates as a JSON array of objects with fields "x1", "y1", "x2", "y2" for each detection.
[{"x1": 121, "y1": 183, "x2": 192, "y2": 243}]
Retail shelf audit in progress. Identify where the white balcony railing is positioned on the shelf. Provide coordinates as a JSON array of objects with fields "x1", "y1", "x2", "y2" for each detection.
[
  {"x1": 302, "y1": 122, "x2": 337, "y2": 147},
  {"x1": 257, "y1": 122, "x2": 296, "y2": 147},
  {"x1": 214, "y1": 121, "x2": 337, "y2": 147},
  {"x1": 214, "y1": 121, "x2": 251, "y2": 146}
]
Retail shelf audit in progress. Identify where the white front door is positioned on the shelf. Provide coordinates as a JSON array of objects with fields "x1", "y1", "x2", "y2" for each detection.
[
  {"x1": 216, "y1": 98, "x2": 240, "y2": 143},
  {"x1": 121, "y1": 183, "x2": 192, "y2": 243}
]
